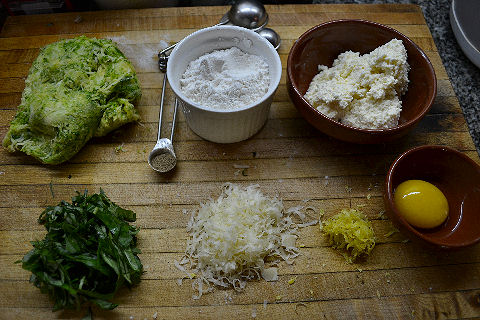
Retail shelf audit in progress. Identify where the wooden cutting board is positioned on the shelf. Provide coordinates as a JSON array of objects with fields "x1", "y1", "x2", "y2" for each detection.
[{"x1": 1, "y1": 4, "x2": 480, "y2": 319}]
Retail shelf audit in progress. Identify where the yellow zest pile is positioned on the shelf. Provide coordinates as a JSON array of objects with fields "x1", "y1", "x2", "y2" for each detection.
[{"x1": 321, "y1": 208, "x2": 375, "y2": 263}]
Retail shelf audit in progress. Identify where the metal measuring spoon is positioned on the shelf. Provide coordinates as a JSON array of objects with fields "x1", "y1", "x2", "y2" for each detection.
[
  {"x1": 158, "y1": 0, "x2": 269, "y2": 56},
  {"x1": 148, "y1": 54, "x2": 178, "y2": 173},
  {"x1": 219, "y1": 0, "x2": 268, "y2": 30},
  {"x1": 257, "y1": 27, "x2": 281, "y2": 50}
]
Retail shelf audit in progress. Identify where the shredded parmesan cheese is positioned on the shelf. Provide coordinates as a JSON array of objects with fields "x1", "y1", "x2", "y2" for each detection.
[
  {"x1": 176, "y1": 183, "x2": 317, "y2": 299},
  {"x1": 261, "y1": 267, "x2": 278, "y2": 282}
]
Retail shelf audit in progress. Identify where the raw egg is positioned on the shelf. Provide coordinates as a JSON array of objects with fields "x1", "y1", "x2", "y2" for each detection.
[{"x1": 394, "y1": 180, "x2": 449, "y2": 229}]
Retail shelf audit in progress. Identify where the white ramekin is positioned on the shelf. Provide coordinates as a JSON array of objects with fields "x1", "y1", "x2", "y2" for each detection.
[{"x1": 166, "y1": 25, "x2": 282, "y2": 143}]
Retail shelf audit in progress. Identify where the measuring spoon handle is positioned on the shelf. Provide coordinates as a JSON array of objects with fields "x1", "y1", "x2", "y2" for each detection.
[{"x1": 157, "y1": 70, "x2": 167, "y2": 141}]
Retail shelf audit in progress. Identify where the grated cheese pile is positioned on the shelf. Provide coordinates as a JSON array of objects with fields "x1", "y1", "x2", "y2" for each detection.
[{"x1": 176, "y1": 183, "x2": 317, "y2": 299}]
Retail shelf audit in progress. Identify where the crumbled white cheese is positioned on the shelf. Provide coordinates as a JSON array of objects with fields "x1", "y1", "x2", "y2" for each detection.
[
  {"x1": 261, "y1": 267, "x2": 278, "y2": 281},
  {"x1": 304, "y1": 39, "x2": 410, "y2": 129},
  {"x1": 177, "y1": 183, "x2": 317, "y2": 299},
  {"x1": 224, "y1": 292, "x2": 233, "y2": 304}
]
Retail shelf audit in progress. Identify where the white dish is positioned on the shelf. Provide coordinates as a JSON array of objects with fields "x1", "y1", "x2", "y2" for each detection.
[
  {"x1": 167, "y1": 25, "x2": 282, "y2": 143},
  {"x1": 450, "y1": 0, "x2": 480, "y2": 69}
]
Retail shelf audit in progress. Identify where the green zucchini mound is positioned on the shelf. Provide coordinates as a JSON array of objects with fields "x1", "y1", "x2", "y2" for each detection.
[{"x1": 2, "y1": 36, "x2": 141, "y2": 164}]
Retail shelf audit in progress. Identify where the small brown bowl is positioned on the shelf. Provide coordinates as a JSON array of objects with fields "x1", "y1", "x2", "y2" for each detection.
[
  {"x1": 384, "y1": 145, "x2": 480, "y2": 250},
  {"x1": 286, "y1": 19, "x2": 437, "y2": 144}
]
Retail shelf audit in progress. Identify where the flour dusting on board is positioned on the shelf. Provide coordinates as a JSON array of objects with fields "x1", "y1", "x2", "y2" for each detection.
[{"x1": 108, "y1": 35, "x2": 169, "y2": 70}]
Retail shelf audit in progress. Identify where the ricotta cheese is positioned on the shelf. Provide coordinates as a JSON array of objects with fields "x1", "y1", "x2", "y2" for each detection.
[{"x1": 304, "y1": 39, "x2": 410, "y2": 129}]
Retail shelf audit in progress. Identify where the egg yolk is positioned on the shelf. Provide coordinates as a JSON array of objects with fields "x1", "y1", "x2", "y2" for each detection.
[{"x1": 394, "y1": 180, "x2": 449, "y2": 229}]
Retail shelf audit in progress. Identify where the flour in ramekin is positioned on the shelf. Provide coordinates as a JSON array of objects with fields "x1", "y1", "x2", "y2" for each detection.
[{"x1": 180, "y1": 47, "x2": 270, "y2": 110}]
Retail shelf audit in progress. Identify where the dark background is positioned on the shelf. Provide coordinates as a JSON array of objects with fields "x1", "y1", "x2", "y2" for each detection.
[{"x1": 0, "y1": 0, "x2": 311, "y2": 22}]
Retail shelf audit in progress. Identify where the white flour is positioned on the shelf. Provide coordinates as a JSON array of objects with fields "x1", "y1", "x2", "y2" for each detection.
[{"x1": 180, "y1": 47, "x2": 270, "y2": 110}]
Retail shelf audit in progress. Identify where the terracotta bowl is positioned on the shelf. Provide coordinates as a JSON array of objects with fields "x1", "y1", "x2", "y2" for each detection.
[
  {"x1": 384, "y1": 145, "x2": 480, "y2": 250},
  {"x1": 286, "y1": 19, "x2": 437, "y2": 144}
]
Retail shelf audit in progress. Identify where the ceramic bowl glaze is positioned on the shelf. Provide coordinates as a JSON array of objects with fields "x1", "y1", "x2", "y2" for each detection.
[
  {"x1": 384, "y1": 145, "x2": 480, "y2": 250},
  {"x1": 286, "y1": 19, "x2": 437, "y2": 144},
  {"x1": 167, "y1": 25, "x2": 282, "y2": 143}
]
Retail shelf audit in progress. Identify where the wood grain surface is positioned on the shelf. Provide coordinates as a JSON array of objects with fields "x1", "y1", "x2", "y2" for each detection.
[{"x1": 1, "y1": 4, "x2": 480, "y2": 320}]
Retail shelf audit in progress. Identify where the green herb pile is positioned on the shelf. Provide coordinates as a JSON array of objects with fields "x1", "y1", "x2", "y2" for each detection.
[{"x1": 19, "y1": 190, "x2": 143, "y2": 311}]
